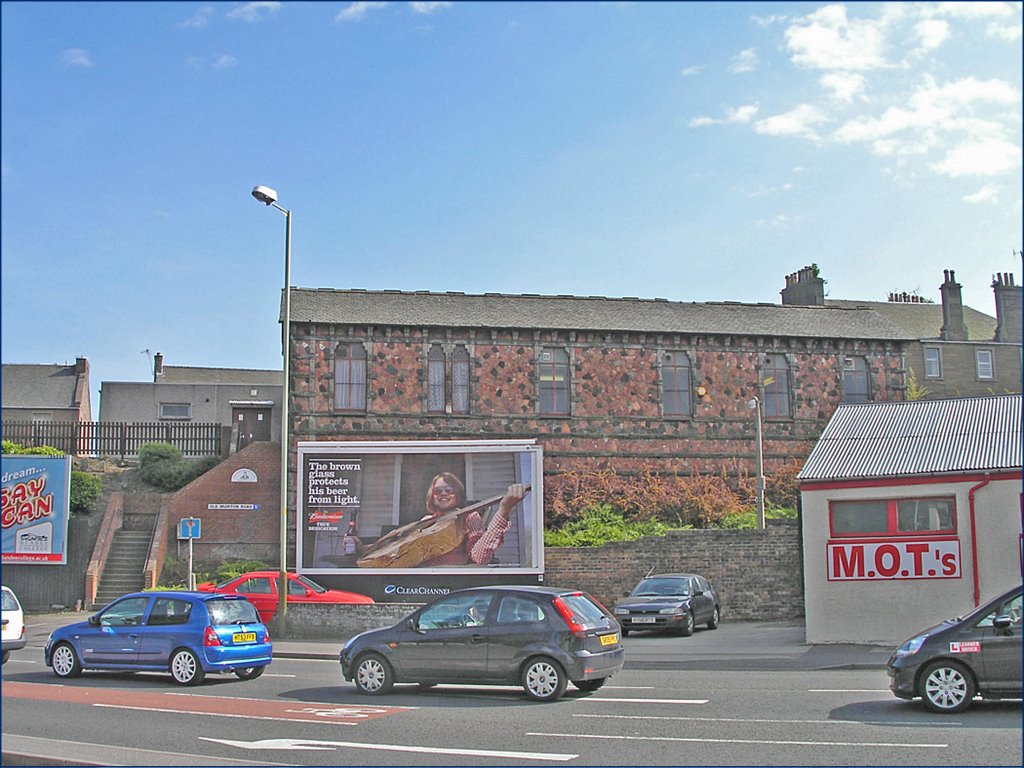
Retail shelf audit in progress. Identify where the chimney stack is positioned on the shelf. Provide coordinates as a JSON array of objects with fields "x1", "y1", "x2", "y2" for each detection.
[
  {"x1": 153, "y1": 352, "x2": 164, "y2": 381},
  {"x1": 992, "y1": 272, "x2": 1022, "y2": 343},
  {"x1": 939, "y1": 270, "x2": 968, "y2": 341},
  {"x1": 74, "y1": 357, "x2": 88, "y2": 375},
  {"x1": 780, "y1": 265, "x2": 825, "y2": 306}
]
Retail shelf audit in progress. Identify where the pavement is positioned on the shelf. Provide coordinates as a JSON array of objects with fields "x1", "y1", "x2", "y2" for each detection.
[{"x1": 17, "y1": 612, "x2": 894, "y2": 671}]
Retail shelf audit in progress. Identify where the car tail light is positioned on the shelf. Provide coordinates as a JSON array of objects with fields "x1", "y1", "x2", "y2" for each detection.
[
  {"x1": 204, "y1": 626, "x2": 222, "y2": 647},
  {"x1": 552, "y1": 595, "x2": 587, "y2": 638}
]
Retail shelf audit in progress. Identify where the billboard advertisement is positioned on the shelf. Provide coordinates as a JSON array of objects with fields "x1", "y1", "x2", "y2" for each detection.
[
  {"x1": 297, "y1": 440, "x2": 543, "y2": 591},
  {"x1": 1, "y1": 454, "x2": 72, "y2": 565}
]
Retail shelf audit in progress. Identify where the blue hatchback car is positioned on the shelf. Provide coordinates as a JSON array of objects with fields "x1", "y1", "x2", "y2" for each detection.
[{"x1": 44, "y1": 591, "x2": 272, "y2": 685}]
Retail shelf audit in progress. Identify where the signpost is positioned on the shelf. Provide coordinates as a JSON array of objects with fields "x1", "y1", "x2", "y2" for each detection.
[{"x1": 178, "y1": 518, "x2": 202, "y2": 590}]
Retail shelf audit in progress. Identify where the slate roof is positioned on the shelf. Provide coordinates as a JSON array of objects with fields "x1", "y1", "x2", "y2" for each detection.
[
  {"x1": 826, "y1": 298, "x2": 997, "y2": 341},
  {"x1": 1, "y1": 364, "x2": 81, "y2": 410},
  {"x1": 798, "y1": 394, "x2": 1022, "y2": 482},
  {"x1": 158, "y1": 366, "x2": 281, "y2": 385},
  {"x1": 287, "y1": 288, "x2": 915, "y2": 341}
]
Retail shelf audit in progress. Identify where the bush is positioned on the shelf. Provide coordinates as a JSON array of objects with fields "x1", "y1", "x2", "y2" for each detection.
[
  {"x1": 215, "y1": 559, "x2": 271, "y2": 581},
  {"x1": 544, "y1": 504, "x2": 672, "y2": 547},
  {"x1": 138, "y1": 442, "x2": 221, "y2": 491},
  {"x1": 69, "y1": 470, "x2": 102, "y2": 515}
]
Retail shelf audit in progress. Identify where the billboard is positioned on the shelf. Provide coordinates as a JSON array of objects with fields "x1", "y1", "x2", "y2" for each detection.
[
  {"x1": 297, "y1": 440, "x2": 543, "y2": 578},
  {"x1": 1, "y1": 454, "x2": 72, "y2": 565}
]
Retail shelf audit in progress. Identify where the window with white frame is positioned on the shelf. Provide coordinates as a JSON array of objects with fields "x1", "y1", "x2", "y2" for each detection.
[
  {"x1": 334, "y1": 342, "x2": 367, "y2": 411},
  {"x1": 426, "y1": 343, "x2": 471, "y2": 414},
  {"x1": 975, "y1": 349, "x2": 994, "y2": 380},
  {"x1": 762, "y1": 354, "x2": 791, "y2": 418},
  {"x1": 661, "y1": 351, "x2": 692, "y2": 417},
  {"x1": 537, "y1": 347, "x2": 570, "y2": 415},
  {"x1": 158, "y1": 403, "x2": 191, "y2": 420},
  {"x1": 841, "y1": 355, "x2": 871, "y2": 403},
  {"x1": 924, "y1": 347, "x2": 941, "y2": 379}
]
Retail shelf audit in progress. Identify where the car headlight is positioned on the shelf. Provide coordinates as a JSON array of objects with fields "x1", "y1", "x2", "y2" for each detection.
[
  {"x1": 613, "y1": 607, "x2": 628, "y2": 615},
  {"x1": 659, "y1": 607, "x2": 686, "y2": 615},
  {"x1": 894, "y1": 635, "x2": 927, "y2": 658}
]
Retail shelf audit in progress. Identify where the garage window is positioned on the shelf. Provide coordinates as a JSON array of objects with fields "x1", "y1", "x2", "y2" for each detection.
[{"x1": 830, "y1": 497, "x2": 956, "y2": 537}]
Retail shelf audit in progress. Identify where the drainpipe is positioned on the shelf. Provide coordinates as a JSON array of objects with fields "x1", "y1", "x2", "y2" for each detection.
[{"x1": 967, "y1": 474, "x2": 991, "y2": 607}]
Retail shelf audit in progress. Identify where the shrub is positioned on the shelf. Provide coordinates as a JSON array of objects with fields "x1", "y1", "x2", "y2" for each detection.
[
  {"x1": 544, "y1": 504, "x2": 671, "y2": 547},
  {"x1": 137, "y1": 442, "x2": 221, "y2": 491},
  {"x1": 69, "y1": 470, "x2": 102, "y2": 515},
  {"x1": 139, "y1": 442, "x2": 183, "y2": 464},
  {"x1": 215, "y1": 559, "x2": 270, "y2": 581}
]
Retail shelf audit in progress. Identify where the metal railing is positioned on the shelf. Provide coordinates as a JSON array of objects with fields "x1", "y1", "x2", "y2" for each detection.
[{"x1": 2, "y1": 420, "x2": 223, "y2": 459}]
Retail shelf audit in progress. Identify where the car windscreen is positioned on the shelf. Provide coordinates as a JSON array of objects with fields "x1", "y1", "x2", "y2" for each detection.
[
  {"x1": 296, "y1": 574, "x2": 328, "y2": 593},
  {"x1": 2, "y1": 589, "x2": 19, "y2": 611},
  {"x1": 632, "y1": 578, "x2": 689, "y2": 597},
  {"x1": 207, "y1": 598, "x2": 261, "y2": 626}
]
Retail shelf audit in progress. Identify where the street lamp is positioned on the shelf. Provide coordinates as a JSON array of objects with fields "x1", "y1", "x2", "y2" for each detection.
[
  {"x1": 251, "y1": 184, "x2": 292, "y2": 632},
  {"x1": 746, "y1": 397, "x2": 766, "y2": 530}
]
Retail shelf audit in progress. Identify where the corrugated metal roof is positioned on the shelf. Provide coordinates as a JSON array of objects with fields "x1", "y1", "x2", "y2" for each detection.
[
  {"x1": 798, "y1": 394, "x2": 1022, "y2": 481},
  {"x1": 285, "y1": 288, "x2": 913, "y2": 341}
]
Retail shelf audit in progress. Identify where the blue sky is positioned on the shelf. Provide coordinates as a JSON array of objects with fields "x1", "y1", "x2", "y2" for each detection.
[{"x1": 2, "y1": 1, "x2": 1021, "y2": 419}]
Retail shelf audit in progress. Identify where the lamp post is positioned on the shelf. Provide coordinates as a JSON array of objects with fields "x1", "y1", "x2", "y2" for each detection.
[
  {"x1": 746, "y1": 396, "x2": 765, "y2": 530},
  {"x1": 251, "y1": 185, "x2": 291, "y2": 632}
]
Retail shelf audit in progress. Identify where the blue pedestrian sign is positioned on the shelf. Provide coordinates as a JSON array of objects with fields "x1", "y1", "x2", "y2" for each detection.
[{"x1": 178, "y1": 517, "x2": 202, "y2": 540}]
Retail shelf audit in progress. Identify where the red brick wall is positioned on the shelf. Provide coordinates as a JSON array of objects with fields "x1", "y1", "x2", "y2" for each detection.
[{"x1": 167, "y1": 442, "x2": 280, "y2": 565}]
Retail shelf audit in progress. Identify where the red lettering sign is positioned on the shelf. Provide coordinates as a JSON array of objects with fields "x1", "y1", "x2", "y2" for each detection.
[{"x1": 827, "y1": 538, "x2": 961, "y2": 581}]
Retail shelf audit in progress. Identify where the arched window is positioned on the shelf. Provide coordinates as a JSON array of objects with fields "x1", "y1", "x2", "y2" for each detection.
[
  {"x1": 538, "y1": 348, "x2": 570, "y2": 415},
  {"x1": 452, "y1": 345, "x2": 470, "y2": 414},
  {"x1": 842, "y1": 355, "x2": 872, "y2": 403},
  {"x1": 661, "y1": 351, "x2": 692, "y2": 417},
  {"x1": 334, "y1": 343, "x2": 367, "y2": 411},
  {"x1": 762, "y1": 354, "x2": 790, "y2": 418},
  {"x1": 427, "y1": 344, "x2": 446, "y2": 413}
]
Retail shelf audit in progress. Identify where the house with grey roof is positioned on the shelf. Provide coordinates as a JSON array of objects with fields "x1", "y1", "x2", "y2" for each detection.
[
  {"x1": 783, "y1": 266, "x2": 1021, "y2": 399},
  {"x1": 99, "y1": 353, "x2": 282, "y2": 455},
  {"x1": 2, "y1": 357, "x2": 92, "y2": 427},
  {"x1": 798, "y1": 393, "x2": 1022, "y2": 645}
]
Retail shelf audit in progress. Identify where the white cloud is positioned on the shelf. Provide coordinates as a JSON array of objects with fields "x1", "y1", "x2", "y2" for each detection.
[
  {"x1": 931, "y1": 139, "x2": 1022, "y2": 177},
  {"x1": 226, "y1": 2, "x2": 280, "y2": 22},
  {"x1": 181, "y1": 6, "x2": 215, "y2": 29},
  {"x1": 784, "y1": 4, "x2": 888, "y2": 71},
  {"x1": 688, "y1": 104, "x2": 758, "y2": 127},
  {"x1": 913, "y1": 18, "x2": 950, "y2": 52},
  {"x1": 820, "y1": 72, "x2": 866, "y2": 103},
  {"x1": 212, "y1": 54, "x2": 237, "y2": 69},
  {"x1": 688, "y1": 116, "x2": 716, "y2": 128},
  {"x1": 336, "y1": 2, "x2": 389, "y2": 22},
  {"x1": 409, "y1": 2, "x2": 451, "y2": 14},
  {"x1": 60, "y1": 49, "x2": 93, "y2": 68},
  {"x1": 754, "y1": 104, "x2": 829, "y2": 141},
  {"x1": 680, "y1": 65, "x2": 703, "y2": 76},
  {"x1": 963, "y1": 185, "x2": 999, "y2": 203},
  {"x1": 729, "y1": 48, "x2": 759, "y2": 73},
  {"x1": 927, "y1": 2, "x2": 1018, "y2": 21},
  {"x1": 987, "y1": 19, "x2": 1023, "y2": 40}
]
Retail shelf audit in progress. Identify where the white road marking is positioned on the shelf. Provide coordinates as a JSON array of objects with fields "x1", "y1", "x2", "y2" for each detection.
[
  {"x1": 582, "y1": 697, "x2": 709, "y2": 704},
  {"x1": 93, "y1": 704, "x2": 358, "y2": 726},
  {"x1": 200, "y1": 736, "x2": 578, "y2": 761},
  {"x1": 527, "y1": 731, "x2": 948, "y2": 749},
  {"x1": 809, "y1": 688, "x2": 890, "y2": 693},
  {"x1": 575, "y1": 713, "x2": 955, "y2": 727}
]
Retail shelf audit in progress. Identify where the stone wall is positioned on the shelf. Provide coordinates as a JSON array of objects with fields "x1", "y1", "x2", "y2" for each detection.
[{"x1": 280, "y1": 523, "x2": 804, "y2": 639}]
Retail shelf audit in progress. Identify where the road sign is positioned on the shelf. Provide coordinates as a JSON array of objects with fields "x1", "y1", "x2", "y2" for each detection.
[{"x1": 178, "y1": 517, "x2": 202, "y2": 540}]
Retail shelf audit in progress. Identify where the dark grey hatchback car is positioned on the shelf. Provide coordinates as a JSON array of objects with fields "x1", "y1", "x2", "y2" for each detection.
[
  {"x1": 887, "y1": 584, "x2": 1021, "y2": 713},
  {"x1": 340, "y1": 585, "x2": 624, "y2": 701},
  {"x1": 613, "y1": 573, "x2": 721, "y2": 636}
]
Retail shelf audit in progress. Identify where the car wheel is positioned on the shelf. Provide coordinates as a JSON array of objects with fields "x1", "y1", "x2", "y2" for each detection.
[
  {"x1": 354, "y1": 653, "x2": 394, "y2": 695},
  {"x1": 522, "y1": 657, "x2": 567, "y2": 702},
  {"x1": 677, "y1": 611, "x2": 695, "y2": 637},
  {"x1": 234, "y1": 666, "x2": 265, "y2": 681},
  {"x1": 920, "y1": 660, "x2": 976, "y2": 714},
  {"x1": 50, "y1": 643, "x2": 82, "y2": 678},
  {"x1": 572, "y1": 678, "x2": 607, "y2": 692},
  {"x1": 707, "y1": 606, "x2": 720, "y2": 630},
  {"x1": 170, "y1": 649, "x2": 206, "y2": 686}
]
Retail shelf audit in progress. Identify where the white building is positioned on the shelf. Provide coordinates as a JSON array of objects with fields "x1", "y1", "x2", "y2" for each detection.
[{"x1": 799, "y1": 394, "x2": 1022, "y2": 645}]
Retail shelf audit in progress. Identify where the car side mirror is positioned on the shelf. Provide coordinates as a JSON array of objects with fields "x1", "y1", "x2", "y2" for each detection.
[
  {"x1": 993, "y1": 615, "x2": 1013, "y2": 630},
  {"x1": 409, "y1": 618, "x2": 424, "y2": 634},
  {"x1": 88, "y1": 615, "x2": 100, "y2": 626}
]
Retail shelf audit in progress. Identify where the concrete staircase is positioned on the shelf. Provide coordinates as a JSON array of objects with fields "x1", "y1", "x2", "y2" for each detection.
[{"x1": 94, "y1": 493, "x2": 161, "y2": 606}]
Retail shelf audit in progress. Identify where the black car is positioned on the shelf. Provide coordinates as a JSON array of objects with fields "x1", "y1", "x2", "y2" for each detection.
[
  {"x1": 339, "y1": 585, "x2": 624, "y2": 701},
  {"x1": 613, "y1": 573, "x2": 720, "y2": 636},
  {"x1": 887, "y1": 584, "x2": 1022, "y2": 713}
]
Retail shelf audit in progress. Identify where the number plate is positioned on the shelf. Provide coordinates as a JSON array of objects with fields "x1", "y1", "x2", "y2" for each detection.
[
  {"x1": 632, "y1": 616, "x2": 657, "y2": 624},
  {"x1": 232, "y1": 632, "x2": 257, "y2": 644},
  {"x1": 599, "y1": 633, "x2": 618, "y2": 646}
]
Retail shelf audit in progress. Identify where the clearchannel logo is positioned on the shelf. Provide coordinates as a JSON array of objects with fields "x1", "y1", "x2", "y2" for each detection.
[{"x1": 384, "y1": 584, "x2": 451, "y2": 596}]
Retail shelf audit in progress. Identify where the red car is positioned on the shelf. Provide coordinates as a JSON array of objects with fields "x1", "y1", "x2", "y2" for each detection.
[{"x1": 197, "y1": 571, "x2": 373, "y2": 622}]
